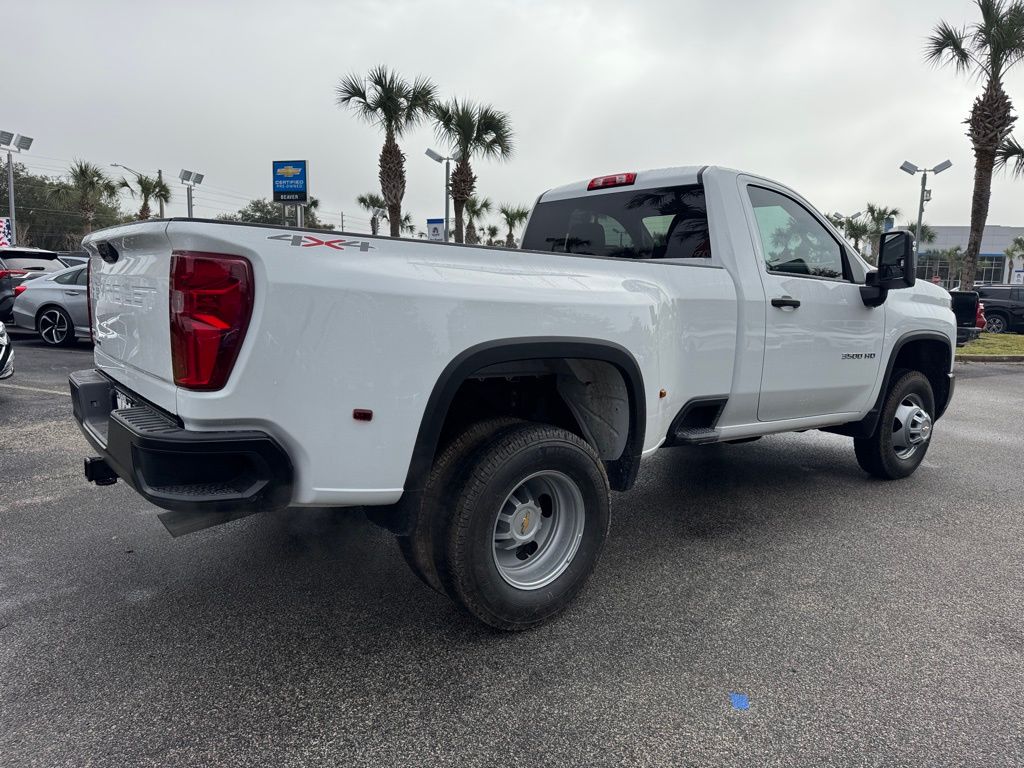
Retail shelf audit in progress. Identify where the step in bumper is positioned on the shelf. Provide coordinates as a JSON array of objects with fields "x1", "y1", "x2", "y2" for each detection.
[{"x1": 69, "y1": 369, "x2": 293, "y2": 530}]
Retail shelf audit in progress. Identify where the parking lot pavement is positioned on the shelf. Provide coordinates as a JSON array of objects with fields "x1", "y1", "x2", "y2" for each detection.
[{"x1": 1, "y1": 335, "x2": 1023, "y2": 768}]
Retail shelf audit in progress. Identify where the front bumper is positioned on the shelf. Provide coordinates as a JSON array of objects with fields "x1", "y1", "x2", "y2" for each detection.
[{"x1": 70, "y1": 369, "x2": 293, "y2": 535}]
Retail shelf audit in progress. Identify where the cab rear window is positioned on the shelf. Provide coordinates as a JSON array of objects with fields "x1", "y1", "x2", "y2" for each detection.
[{"x1": 522, "y1": 185, "x2": 710, "y2": 260}]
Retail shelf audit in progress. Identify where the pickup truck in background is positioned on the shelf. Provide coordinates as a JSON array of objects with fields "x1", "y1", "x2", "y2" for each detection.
[{"x1": 70, "y1": 166, "x2": 957, "y2": 630}]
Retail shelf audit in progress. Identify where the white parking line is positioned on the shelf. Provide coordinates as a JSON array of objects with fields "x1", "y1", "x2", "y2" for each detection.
[{"x1": 0, "y1": 382, "x2": 71, "y2": 397}]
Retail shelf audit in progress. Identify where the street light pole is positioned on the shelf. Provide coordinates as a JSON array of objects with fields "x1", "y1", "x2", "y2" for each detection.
[
  {"x1": 1, "y1": 132, "x2": 34, "y2": 246},
  {"x1": 425, "y1": 148, "x2": 452, "y2": 242},
  {"x1": 900, "y1": 159, "x2": 952, "y2": 259},
  {"x1": 915, "y1": 170, "x2": 927, "y2": 257},
  {"x1": 6, "y1": 150, "x2": 14, "y2": 241},
  {"x1": 179, "y1": 169, "x2": 204, "y2": 219},
  {"x1": 444, "y1": 156, "x2": 450, "y2": 243}
]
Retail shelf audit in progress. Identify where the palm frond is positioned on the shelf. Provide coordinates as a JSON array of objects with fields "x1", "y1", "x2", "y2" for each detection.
[
  {"x1": 996, "y1": 133, "x2": 1024, "y2": 175},
  {"x1": 926, "y1": 20, "x2": 973, "y2": 73}
]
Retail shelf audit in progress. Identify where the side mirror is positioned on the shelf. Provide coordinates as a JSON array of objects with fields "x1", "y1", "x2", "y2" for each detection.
[
  {"x1": 877, "y1": 230, "x2": 916, "y2": 289},
  {"x1": 860, "y1": 230, "x2": 916, "y2": 307}
]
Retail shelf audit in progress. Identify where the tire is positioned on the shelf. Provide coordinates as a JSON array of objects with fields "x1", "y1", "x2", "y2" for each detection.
[
  {"x1": 436, "y1": 423, "x2": 610, "y2": 631},
  {"x1": 396, "y1": 418, "x2": 522, "y2": 594},
  {"x1": 854, "y1": 370, "x2": 935, "y2": 480},
  {"x1": 985, "y1": 313, "x2": 1008, "y2": 334},
  {"x1": 37, "y1": 306, "x2": 75, "y2": 347}
]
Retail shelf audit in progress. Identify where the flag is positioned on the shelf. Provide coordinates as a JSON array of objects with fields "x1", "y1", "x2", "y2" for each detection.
[{"x1": 0, "y1": 217, "x2": 11, "y2": 247}]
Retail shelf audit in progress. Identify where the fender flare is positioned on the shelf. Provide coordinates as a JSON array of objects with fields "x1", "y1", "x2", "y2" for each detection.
[{"x1": 403, "y1": 337, "x2": 647, "y2": 496}]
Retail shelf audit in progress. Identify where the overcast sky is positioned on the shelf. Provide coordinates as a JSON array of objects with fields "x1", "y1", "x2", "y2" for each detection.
[{"x1": 7, "y1": 0, "x2": 1024, "y2": 233}]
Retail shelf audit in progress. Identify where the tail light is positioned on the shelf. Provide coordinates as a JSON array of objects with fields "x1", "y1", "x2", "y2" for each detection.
[
  {"x1": 587, "y1": 173, "x2": 636, "y2": 191},
  {"x1": 13, "y1": 284, "x2": 26, "y2": 297},
  {"x1": 169, "y1": 251, "x2": 254, "y2": 390},
  {"x1": 0, "y1": 269, "x2": 28, "y2": 280}
]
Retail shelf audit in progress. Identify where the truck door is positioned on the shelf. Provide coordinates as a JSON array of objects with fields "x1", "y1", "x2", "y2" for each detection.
[{"x1": 743, "y1": 183, "x2": 884, "y2": 422}]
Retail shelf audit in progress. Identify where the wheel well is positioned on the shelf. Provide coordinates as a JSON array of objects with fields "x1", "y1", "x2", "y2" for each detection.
[
  {"x1": 890, "y1": 338, "x2": 952, "y2": 418},
  {"x1": 438, "y1": 358, "x2": 631, "y2": 464},
  {"x1": 402, "y1": 340, "x2": 646, "y2": 499}
]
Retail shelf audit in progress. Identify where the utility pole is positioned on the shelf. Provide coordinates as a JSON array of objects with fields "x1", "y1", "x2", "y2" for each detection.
[
  {"x1": 186, "y1": 185, "x2": 194, "y2": 218},
  {"x1": 340, "y1": 211, "x2": 345, "y2": 231},
  {"x1": 157, "y1": 170, "x2": 165, "y2": 218},
  {"x1": 444, "y1": 156, "x2": 451, "y2": 242}
]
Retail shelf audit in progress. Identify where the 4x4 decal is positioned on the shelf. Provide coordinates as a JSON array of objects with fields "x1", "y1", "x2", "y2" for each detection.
[{"x1": 267, "y1": 233, "x2": 374, "y2": 252}]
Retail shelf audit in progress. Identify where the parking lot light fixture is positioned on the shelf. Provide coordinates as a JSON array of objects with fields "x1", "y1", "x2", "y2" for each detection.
[
  {"x1": 179, "y1": 169, "x2": 204, "y2": 218},
  {"x1": 900, "y1": 159, "x2": 952, "y2": 257},
  {"x1": 425, "y1": 148, "x2": 451, "y2": 242},
  {"x1": 2, "y1": 131, "x2": 35, "y2": 246}
]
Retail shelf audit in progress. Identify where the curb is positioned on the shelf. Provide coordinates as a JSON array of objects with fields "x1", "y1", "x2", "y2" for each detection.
[{"x1": 956, "y1": 355, "x2": 1024, "y2": 362}]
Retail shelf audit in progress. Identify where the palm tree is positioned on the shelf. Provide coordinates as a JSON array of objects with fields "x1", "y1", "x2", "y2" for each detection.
[
  {"x1": 432, "y1": 98, "x2": 514, "y2": 243},
  {"x1": 119, "y1": 174, "x2": 171, "y2": 220},
  {"x1": 863, "y1": 203, "x2": 902, "y2": 264},
  {"x1": 382, "y1": 209, "x2": 417, "y2": 236},
  {"x1": 927, "y1": 0, "x2": 1024, "y2": 290},
  {"x1": 484, "y1": 224, "x2": 500, "y2": 246},
  {"x1": 464, "y1": 195, "x2": 492, "y2": 245},
  {"x1": 356, "y1": 192, "x2": 387, "y2": 235},
  {"x1": 902, "y1": 220, "x2": 937, "y2": 246},
  {"x1": 498, "y1": 204, "x2": 530, "y2": 247},
  {"x1": 336, "y1": 66, "x2": 436, "y2": 237},
  {"x1": 49, "y1": 160, "x2": 119, "y2": 234}
]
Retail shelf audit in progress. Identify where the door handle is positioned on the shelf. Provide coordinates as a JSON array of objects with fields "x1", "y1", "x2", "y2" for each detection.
[
  {"x1": 771, "y1": 296, "x2": 801, "y2": 308},
  {"x1": 64, "y1": 290, "x2": 82, "y2": 296}
]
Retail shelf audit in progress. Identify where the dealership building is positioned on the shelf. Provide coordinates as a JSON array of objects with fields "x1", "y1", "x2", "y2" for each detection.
[{"x1": 917, "y1": 225, "x2": 1024, "y2": 288}]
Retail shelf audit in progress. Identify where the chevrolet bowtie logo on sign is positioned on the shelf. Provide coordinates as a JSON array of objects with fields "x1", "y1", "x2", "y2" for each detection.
[{"x1": 272, "y1": 160, "x2": 308, "y2": 203}]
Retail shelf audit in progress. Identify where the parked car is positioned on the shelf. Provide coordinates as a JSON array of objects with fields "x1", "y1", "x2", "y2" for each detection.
[
  {"x1": 12, "y1": 264, "x2": 91, "y2": 346},
  {"x1": 0, "y1": 321, "x2": 13, "y2": 379},
  {"x1": 71, "y1": 165, "x2": 957, "y2": 630},
  {"x1": 0, "y1": 247, "x2": 68, "y2": 323},
  {"x1": 975, "y1": 285, "x2": 1024, "y2": 334}
]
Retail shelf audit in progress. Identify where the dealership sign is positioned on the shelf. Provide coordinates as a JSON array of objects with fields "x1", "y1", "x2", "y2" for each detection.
[{"x1": 272, "y1": 161, "x2": 308, "y2": 203}]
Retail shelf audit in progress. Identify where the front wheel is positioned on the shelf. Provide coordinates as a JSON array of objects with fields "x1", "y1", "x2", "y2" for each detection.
[
  {"x1": 436, "y1": 423, "x2": 610, "y2": 631},
  {"x1": 854, "y1": 370, "x2": 935, "y2": 480}
]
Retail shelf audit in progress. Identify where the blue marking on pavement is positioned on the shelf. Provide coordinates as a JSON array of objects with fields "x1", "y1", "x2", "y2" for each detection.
[{"x1": 730, "y1": 692, "x2": 749, "y2": 710}]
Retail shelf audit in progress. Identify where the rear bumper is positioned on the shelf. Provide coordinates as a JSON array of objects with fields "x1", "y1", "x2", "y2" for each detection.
[
  {"x1": 70, "y1": 369, "x2": 293, "y2": 533},
  {"x1": 956, "y1": 326, "x2": 981, "y2": 346}
]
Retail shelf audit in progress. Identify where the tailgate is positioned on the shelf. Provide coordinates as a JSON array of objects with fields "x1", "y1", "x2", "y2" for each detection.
[
  {"x1": 84, "y1": 222, "x2": 177, "y2": 413},
  {"x1": 949, "y1": 290, "x2": 979, "y2": 328}
]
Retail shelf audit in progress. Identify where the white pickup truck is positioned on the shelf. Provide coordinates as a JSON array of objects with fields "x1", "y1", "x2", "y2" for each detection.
[{"x1": 71, "y1": 166, "x2": 956, "y2": 630}]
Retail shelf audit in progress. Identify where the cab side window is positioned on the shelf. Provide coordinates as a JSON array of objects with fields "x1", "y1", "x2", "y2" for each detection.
[{"x1": 747, "y1": 186, "x2": 846, "y2": 280}]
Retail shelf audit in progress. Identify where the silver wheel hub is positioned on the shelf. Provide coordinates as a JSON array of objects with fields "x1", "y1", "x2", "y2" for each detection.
[
  {"x1": 892, "y1": 395, "x2": 932, "y2": 460},
  {"x1": 492, "y1": 470, "x2": 586, "y2": 591}
]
